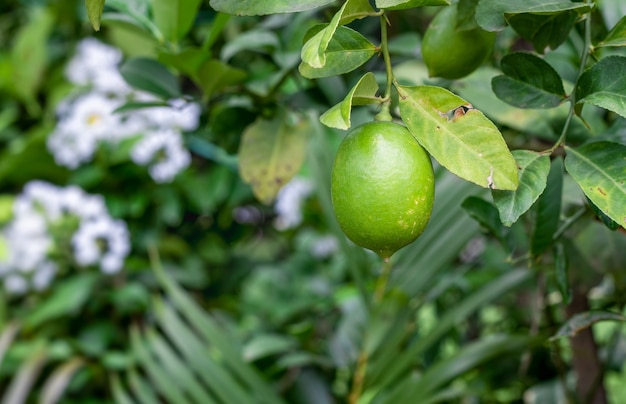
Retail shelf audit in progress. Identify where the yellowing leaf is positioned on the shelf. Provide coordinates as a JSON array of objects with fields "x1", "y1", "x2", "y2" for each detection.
[
  {"x1": 238, "y1": 114, "x2": 309, "y2": 204},
  {"x1": 398, "y1": 85, "x2": 519, "y2": 190}
]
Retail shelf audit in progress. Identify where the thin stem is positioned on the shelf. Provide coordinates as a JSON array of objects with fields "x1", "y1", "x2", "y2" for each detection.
[
  {"x1": 374, "y1": 258, "x2": 393, "y2": 302},
  {"x1": 544, "y1": 6, "x2": 593, "y2": 154},
  {"x1": 375, "y1": 13, "x2": 394, "y2": 122},
  {"x1": 553, "y1": 206, "x2": 588, "y2": 241}
]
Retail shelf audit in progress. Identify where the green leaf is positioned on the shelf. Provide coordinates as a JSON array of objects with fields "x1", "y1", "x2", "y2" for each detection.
[
  {"x1": 587, "y1": 196, "x2": 620, "y2": 231},
  {"x1": 209, "y1": 0, "x2": 335, "y2": 15},
  {"x1": 461, "y1": 196, "x2": 507, "y2": 241},
  {"x1": 385, "y1": 335, "x2": 531, "y2": 401},
  {"x1": 119, "y1": 57, "x2": 180, "y2": 99},
  {"x1": 85, "y1": 0, "x2": 106, "y2": 31},
  {"x1": 492, "y1": 52, "x2": 566, "y2": 109},
  {"x1": 531, "y1": 156, "x2": 563, "y2": 256},
  {"x1": 341, "y1": 0, "x2": 377, "y2": 25},
  {"x1": 220, "y1": 30, "x2": 280, "y2": 61},
  {"x1": 597, "y1": 15, "x2": 626, "y2": 47},
  {"x1": 194, "y1": 59, "x2": 247, "y2": 98},
  {"x1": 320, "y1": 72, "x2": 380, "y2": 130},
  {"x1": 475, "y1": 0, "x2": 592, "y2": 32},
  {"x1": 507, "y1": 11, "x2": 578, "y2": 53},
  {"x1": 375, "y1": 0, "x2": 450, "y2": 10},
  {"x1": 151, "y1": 0, "x2": 202, "y2": 42},
  {"x1": 238, "y1": 113, "x2": 309, "y2": 205},
  {"x1": 551, "y1": 310, "x2": 626, "y2": 340},
  {"x1": 397, "y1": 84, "x2": 519, "y2": 190},
  {"x1": 242, "y1": 334, "x2": 297, "y2": 362},
  {"x1": 564, "y1": 141, "x2": 626, "y2": 229},
  {"x1": 301, "y1": 2, "x2": 353, "y2": 69},
  {"x1": 553, "y1": 242, "x2": 571, "y2": 304},
  {"x1": 10, "y1": 7, "x2": 55, "y2": 113},
  {"x1": 371, "y1": 268, "x2": 531, "y2": 395},
  {"x1": 492, "y1": 150, "x2": 550, "y2": 226},
  {"x1": 299, "y1": 26, "x2": 377, "y2": 79},
  {"x1": 24, "y1": 273, "x2": 99, "y2": 329},
  {"x1": 158, "y1": 47, "x2": 208, "y2": 76},
  {"x1": 575, "y1": 56, "x2": 626, "y2": 118}
]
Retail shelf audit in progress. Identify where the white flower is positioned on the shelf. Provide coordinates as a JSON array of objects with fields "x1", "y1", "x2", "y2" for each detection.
[
  {"x1": 72, "y1": 216, "x2": 130, "y2": 274},
  {"x1": 32, "y1": 261, "x2": 57, "y2": 291},
  {"x1": 130, "y1": 129, "x2": 191, "y2": 183},
  {"x1": 48, "y1": 93, "x2": 123, "y2": 168},
  {"x1": 65, "y1": 38, "x2": 131, "y2": 95},
  {"x1": 273, "y1": 178, "x2": 314, "y2": 230},
  {"x1": 4, "y1": 274, "x2": 29, "y2": 295}
]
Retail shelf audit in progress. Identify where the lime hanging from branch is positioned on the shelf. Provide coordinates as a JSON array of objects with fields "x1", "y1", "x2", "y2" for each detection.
[
  {"x1": 331, "y1": 121, "x2": 435, "y2": 259},
  {"x1": 421, "y1": 4, "x2": 496, "y2": 80}
]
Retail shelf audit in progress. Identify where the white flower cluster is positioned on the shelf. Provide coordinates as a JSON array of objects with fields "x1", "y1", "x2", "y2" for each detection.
[
  {"x1": 47, "y1": 38, "x2": 201, "y2": 183},
  {"x1": 0, "y1": 181, "x2": 130, "y2": 295}
]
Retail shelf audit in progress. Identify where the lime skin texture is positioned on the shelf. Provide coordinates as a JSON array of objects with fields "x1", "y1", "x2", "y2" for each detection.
[
  {"x1": 421, "y1": 4, "x2": 496, "y2": 80},
  {"x1": 331, "y1": 121, "x2": 435, "y2": 259}
]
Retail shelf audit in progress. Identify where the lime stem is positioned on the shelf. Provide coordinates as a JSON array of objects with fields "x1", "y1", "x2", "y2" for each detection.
[
  {"x1": 375, "y1": 13, "x2": 394, "y2": 122},
  {"x1": 544, "y1": 4, "x2": 593, "y2": 154},
  {"x1": 374, "y1": 257, "x2": 393, "y2": 302}
]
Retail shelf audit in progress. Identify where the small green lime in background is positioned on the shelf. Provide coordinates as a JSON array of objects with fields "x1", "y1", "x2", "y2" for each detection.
[
  {"x1": 331, "y1": 121, "x2": 435, "y2": 259},
  {"x1": 421, "y1": 4, "x2": 496, "y2": 80}
]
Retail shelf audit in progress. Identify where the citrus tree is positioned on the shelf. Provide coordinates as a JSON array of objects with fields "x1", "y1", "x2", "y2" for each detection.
[{"x1": 0, "y1": 0, "x2": 624, "y2": 402}]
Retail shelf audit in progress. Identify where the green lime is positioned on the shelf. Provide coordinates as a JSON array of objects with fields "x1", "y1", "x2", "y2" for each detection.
[
  {"x1": 421, "y1": 4, "x2": 496, "y2": 80},
  {"x1": 331, "y1": 121, "x2": 435, "y2": 259}
]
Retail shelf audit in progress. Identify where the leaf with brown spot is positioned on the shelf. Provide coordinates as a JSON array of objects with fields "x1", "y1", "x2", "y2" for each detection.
[
  {"x1": 565, "y1": 141, "x2": 626, "y2": 230},
  {"x1": 238, "y1": 113, "x2": 309, "y2": 204}
]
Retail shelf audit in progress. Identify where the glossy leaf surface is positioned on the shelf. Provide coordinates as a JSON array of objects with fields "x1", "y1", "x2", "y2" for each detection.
[
  {"x1": 575, "y1": 56, "x2": 626, "y2": 118},
  {"x1": 492, "y1": 52, "x2": 565, "y2": 109}
]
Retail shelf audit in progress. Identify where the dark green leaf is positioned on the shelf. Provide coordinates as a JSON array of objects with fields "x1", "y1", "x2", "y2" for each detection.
[
  {"x1": 492, "y1": 150, "x2": 550, "y2": 226},
  {"x1": 112, "y1": 101, "x2": 170, "y2": 114},
  {"x1": 85, "y1": 0, "x2": 105, "y2": 31},
  {"x1": 209, "y1": 0, "x2": 335, "y2": 16},
  {"x1": 119, "y1": 57, "x2": 180, "y2": 99},
  {"x1": 597, "y1": 15, "x2": 626, "y2": 47},
  {"x1": 475, "y1": 0, "x2": 592, "y2": 32},
  {"x1": 553, "y1": 242, "x2": 571, "y2": 304},
  {"x1": 551, "y1": 310, "x2": 626, "y2": 340},
  {"x1": 575, "y1": 56, "x2": 626, "y2": 118},
  {"x1": 565, "y1": 141, "x2": 626, "y2": 229},
  {"x1": 238, "y1": 113, "x2": 309, "y2": 204},
  {"x1": 375, "y1": 0, "x2": 450, "y2": 10},
  {"x1": 531, "y1": 156, "x2": 563, "y2": 256},
  {"x1": 587, "y1": 196, "x2": 620, "y2": 230},
  {"x1": 158, "y1": 47, "x2": 207, "y2": 76},
  {"x1": 24, "y1": 273, "x2": 99, "y2": 329},
  {"x1": 461, "y1": 196, "x2": 506, "y2": 241},
  {"x1": 194, "y1": 59, "x2": 247, "y2": 98},
  {"x1": 320, "y1": 72, "x2": 380, "y2": 129},
  {"x1": 398, "y1": 84, "x2": 519, "y2": 190},
  {"x1": 152, "y1": 0, "x2": 202, "y2": 42},
  {"x1": 492, "y1": 53, "x2": 566, "y2": 109},
  {"x1": 507, "y1": 11, "x2": 578, "y2": 53},
  {"x1": 300, "y1": 26, "x2": 376, "y2": 78}
]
